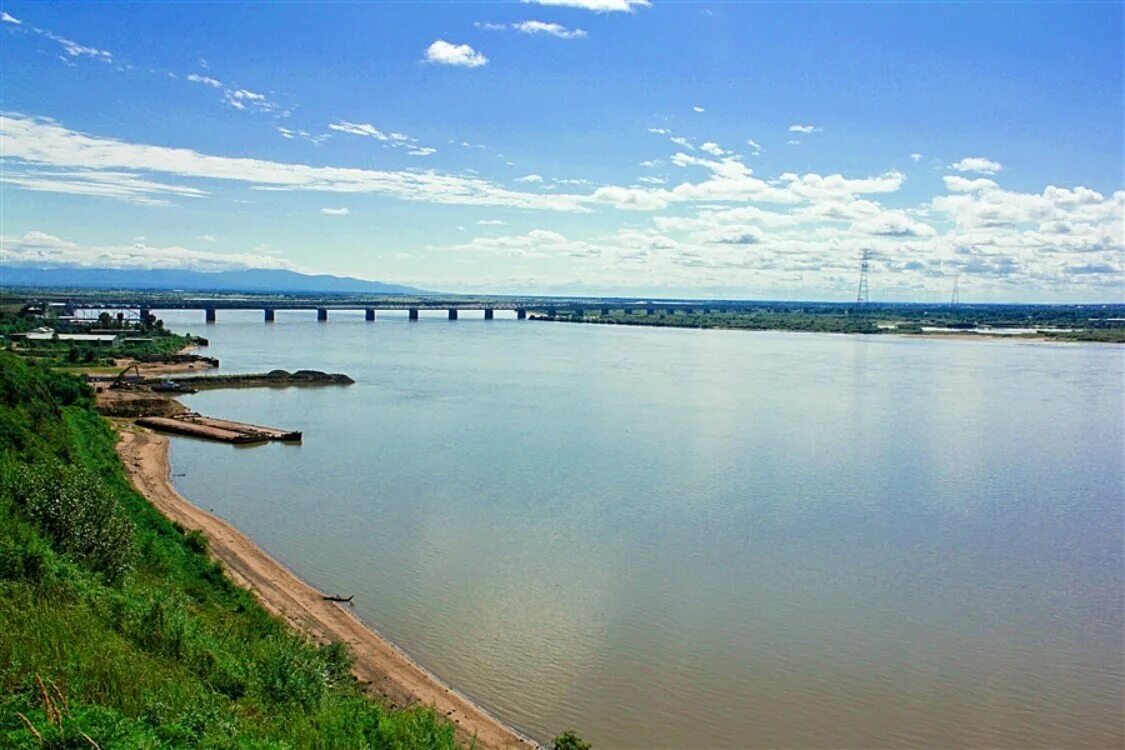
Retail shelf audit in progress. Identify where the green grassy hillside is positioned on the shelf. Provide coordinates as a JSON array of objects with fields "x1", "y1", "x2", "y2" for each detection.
[{"x1": 0, "y1": 351, "x2": 462, "y2": 749}]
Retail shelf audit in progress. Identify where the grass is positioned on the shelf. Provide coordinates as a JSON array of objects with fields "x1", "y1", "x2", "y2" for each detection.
[{"x1": 0, "y1": 350, "x2": 465, "y2": 749}]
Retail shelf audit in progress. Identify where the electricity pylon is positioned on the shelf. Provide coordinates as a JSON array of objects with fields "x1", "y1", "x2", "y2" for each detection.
[{"x1": 856, "y1": 249, "x2": 871, "y2": 304}]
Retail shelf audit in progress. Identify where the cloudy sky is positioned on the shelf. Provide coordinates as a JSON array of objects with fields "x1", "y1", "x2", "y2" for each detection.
[{"x1": 1, "y1": 1, "x2": 1121, "y2": 301}]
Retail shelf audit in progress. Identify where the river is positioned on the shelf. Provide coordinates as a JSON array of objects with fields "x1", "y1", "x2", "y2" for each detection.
[{"x1": 153, "y1": 309, "x2": 1123, "y2": 749}]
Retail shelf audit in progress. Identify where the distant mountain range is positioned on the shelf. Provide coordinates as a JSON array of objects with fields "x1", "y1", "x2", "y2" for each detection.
[{"x1": 0, "y1": 266, "x2": 429, "y2": 295}]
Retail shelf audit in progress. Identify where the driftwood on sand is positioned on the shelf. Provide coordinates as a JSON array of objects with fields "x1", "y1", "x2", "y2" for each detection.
[{"x1": 322, "y1": 594, "x2": 355, "y2": 604}]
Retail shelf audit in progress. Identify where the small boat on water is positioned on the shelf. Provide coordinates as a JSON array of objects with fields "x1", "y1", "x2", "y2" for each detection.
[
  {"x1": 322, "y1": 594, "x2": 355, "y2": 604},
  {"x1": 152, "y1": 379, "x2": 199, "y2": 394}
]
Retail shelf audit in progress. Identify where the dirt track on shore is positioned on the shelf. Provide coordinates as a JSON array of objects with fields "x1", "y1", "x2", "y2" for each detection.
[{"x1": 115, "y1": 425, "x2": 536, "y2": 750}]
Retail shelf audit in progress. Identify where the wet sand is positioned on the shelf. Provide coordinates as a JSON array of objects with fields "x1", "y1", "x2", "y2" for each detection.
[{"x1": 115, "y1": 424, "x2": 536, "y2": 750}]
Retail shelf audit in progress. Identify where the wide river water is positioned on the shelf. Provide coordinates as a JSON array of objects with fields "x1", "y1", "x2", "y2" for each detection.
[{"x1": 154, "y1": 309, "x2": 1122, "y2": 749}]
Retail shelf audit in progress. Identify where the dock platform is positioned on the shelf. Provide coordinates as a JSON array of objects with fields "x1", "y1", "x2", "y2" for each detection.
[
  {"x1": 137, "y1": 414, "x2": 302, "y2": 444},
  {"x1": 186, "y1": 415, "x2": 302, "y2": 442}
]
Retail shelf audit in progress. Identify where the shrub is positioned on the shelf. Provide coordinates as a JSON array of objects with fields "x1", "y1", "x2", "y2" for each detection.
[
  {"x1": 553, "y1": 730, "x2": 593, "y2": 750},
  {"x1": 0, "y1": 460, "x2": 135, "y2": 583},
  {"x1": 256, "y1": 636, "x2": 347, "y2": 710}
]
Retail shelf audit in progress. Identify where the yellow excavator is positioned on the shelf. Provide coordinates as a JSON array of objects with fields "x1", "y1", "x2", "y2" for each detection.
[{"x1": 110, "y1": 363, "x2": 144, "y2": 391}]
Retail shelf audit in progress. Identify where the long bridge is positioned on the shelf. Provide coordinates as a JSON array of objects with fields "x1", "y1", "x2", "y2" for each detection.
[{"x1": 18, "y1": 294, "x2": 741, "y2": 323}]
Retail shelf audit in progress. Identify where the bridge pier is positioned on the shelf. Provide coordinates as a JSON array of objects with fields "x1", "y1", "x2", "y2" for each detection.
[
  {"x1": 483, "y1": 309, "x2": 494, "y2": 320},
  {"x1": 516, "y1": 308, "x2": 526, "y2": 320},
  {"x1": 205, "y1": 307, "x2": 216, "y2": 324},
  {"x1": 409, "y1": 308, "x2": 419, "y2": 321},
  {"x1": 139, "y1": 307, "x2": 151, "y2": 324},
  {"x1": 317, "y1": 308, "x2": 328, "y2": 322},
  {"x1": 365, "y1": 308, "x2": 376, "y2": 321},
  {"x1": 448, "y1": 309, "x2": 458, "y2": 320},
  {"x1": 264, "y1": 308, "x2": 275, "y2": 323}
]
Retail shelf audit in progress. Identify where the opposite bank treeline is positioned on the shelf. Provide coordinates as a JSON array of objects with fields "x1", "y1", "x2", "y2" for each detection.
[{"x1": 0, "y1": 350, "x2": 475, "y2": 748}]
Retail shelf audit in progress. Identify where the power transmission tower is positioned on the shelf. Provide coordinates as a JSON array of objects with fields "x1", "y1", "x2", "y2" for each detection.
[
  {"x1": 855, "y1": 249, "x2": 871, "y2": 304},
  {"x1": 950, "y1": 272, "x2": 961, "y2": 306}
]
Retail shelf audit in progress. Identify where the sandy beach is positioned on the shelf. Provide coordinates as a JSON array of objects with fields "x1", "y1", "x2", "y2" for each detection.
[{"x1": 115, "y1": 424, "x2": 536, "y2": 750}]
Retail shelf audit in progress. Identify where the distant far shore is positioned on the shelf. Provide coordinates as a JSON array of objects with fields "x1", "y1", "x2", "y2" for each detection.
[{"x1": 531, "y1": 311, "x2": 1125, "y2": 344}]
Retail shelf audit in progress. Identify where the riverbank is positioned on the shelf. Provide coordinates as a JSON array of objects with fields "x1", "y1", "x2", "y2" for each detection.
[
  {"x1": 115, "y1": 424, "x2": 535, "y2": 750},
  {"x1": 532, "y1": 311, "x2": 1125, "y2": 343}
]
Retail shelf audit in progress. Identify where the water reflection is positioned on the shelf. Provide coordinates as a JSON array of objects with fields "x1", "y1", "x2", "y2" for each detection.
[{"x1": 156, "y1": 311, "x2": 1123, "y2": 749}]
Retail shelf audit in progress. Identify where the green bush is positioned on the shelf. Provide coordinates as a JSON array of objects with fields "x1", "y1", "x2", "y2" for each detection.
[
  {"x1": 0, "y1": 460, "x2": 134, "y2": 583},
  {"x1": 553, "y1": 730, "x2": 593, "y2": 750}
]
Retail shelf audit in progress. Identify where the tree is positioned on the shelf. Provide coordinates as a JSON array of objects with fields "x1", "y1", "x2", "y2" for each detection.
[{"x1": 552, "y1": 731, "x2": 592, "y2": 750}]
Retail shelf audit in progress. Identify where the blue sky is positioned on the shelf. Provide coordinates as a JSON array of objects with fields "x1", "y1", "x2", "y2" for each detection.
[{"x1": 1, "y1": 0, "x2": 1121, "y2": 301}]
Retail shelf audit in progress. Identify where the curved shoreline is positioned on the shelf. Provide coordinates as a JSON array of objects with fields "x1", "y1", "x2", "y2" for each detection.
[{"x1": 115, "y1": 423, "x2": 537, "y2": 750}]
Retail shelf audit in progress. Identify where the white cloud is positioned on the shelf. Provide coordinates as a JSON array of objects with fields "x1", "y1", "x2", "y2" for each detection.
[
  {"x1": 592, "y1": 185, "x2": 670, "y2": 210},
  {"x1": 910, "y1": 152, "x2": 923, "y2": 162},
  {"x1": 329, "y1": 121, "x2": 392, "y2": 140},
  {"x1": 693, "y1": 106, "x2": 706, "y2": 113},
  {"x1": 1, "y1": 11, "x2": 21, "y2": 24},
  {"x1": 598, "y1": 151, "x2": 907, "y2": 211},
  {"x1": 9, "y1": 111, "x2": 1117, "y2": 300},
  {"x1": 852, "y1": 212, "x2": 936, "y2": 238},
  {"x1": 277, "y1": 127, "x2": 326, "y2": 145},
  {"x1": 787, "y1": 139, "x2": 801, "y2": 145},
  {"x1": 476, "y1": 219, "x2": 507, "y2": 225},
  {"x1": 224, "y1": 88, "x2": 272, "y2": 111},
  {"x1": 0, "y1": 167, "x2": 208, "y2": 206},
  {"x1": 0, "y1": 231, "x2": 300, "y2": 272},
  {"x1": 187, "y1": 73, "x2": 224, "y2": 88},
  {"x1": 197, "y1": 234, "x2": 217, "y2": 242},
  {"x1": 670, "y1": 136, "x2": 694, "y2": 150},
  {"x1": 789, "y1": 124, "x2": 820, "y2": 134},
  {"x1": 932, "y1": 182, "x2": 1116, "y2": 231},
  {"x1": 746, "y1": 139, "x2": 764, "y2": 155},
  {"x1": 943, "y1": 175, "x2": 998, "y2": 193},
  {"x1": 445, "y1": 229, "x2": 601, "y2": 261},
  {"x1": 182, "y1": 73, "x2": 281, "y2": 115},
  {"x1": 0, "y1": 113, "x2": 589, "y2": 211},
  {"x1": 648, "y1": 128, "x2": 670, "y2": 135},
  {"x1": 423, "y1": 168, "x2": 1123, "y2": 297},
  {"x1": 329, "y1": 121, "x2": 419, "y2": 150},
  {"x1": 520, "y1": 0, "x2": 650, "y2": 12},
  {"x1": 475, "y1": 20, "x2": 587, "y2": 37},
  {"x1": 515, "y1": 174, "x2": 544, "y2": 183},
  {"x1": 40, "y1": 29, "x2": 112, "y2": 61},
  {"x1": 320, "y1": 207, "x2": 349, "y2": 215},
  {"x1": 700, "y1": 142, "x2": 727, "y2": 156},
  {"x1": 514, "y1": 20, "x2": 588, "y2": 38},
  {"x1": 424, "y1": 40, "x2": 488, "y2": 67},
  {"x1": 951, "y1": 156, "x2": 1003, "y2": 175}
]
